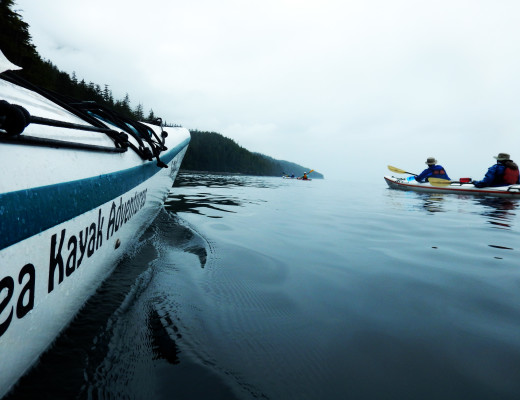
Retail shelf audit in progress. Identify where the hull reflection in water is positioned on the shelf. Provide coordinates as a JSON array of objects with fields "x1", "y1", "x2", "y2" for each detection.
[{"x1": 6, "y1": 209, "x2": 240, "y2": 400}]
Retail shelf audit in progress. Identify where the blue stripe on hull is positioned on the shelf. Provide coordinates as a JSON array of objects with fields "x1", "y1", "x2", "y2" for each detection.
[{"x1": 0, "y1": 138, "x2": 189, "y2": 251}]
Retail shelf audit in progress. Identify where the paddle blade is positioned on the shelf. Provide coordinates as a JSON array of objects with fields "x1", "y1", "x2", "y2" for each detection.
[
  {"x1": 428, "y1": 178, "x2": 453, "y2": 187},
  {"x1": 387, "y1": 165, "x2": 416, "y2": 175}
]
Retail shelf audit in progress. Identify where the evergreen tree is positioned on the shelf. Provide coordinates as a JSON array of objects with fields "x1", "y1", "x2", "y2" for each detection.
[
  {"x1": 122, "y1": 93, "x2": 131, "y2": 113},
  {"x1": 0, "y1": 0, "x2": 39, "y2": 78},
  {"x1": 134, "y1": 103, "x2": 144, "y2": 120},
  {"x1": 102, "y1": 84, "x2": 111, "y2": 102}
]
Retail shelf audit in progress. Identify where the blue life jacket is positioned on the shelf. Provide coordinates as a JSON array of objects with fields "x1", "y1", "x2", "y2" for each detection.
[
  {"x1": 474, "y1": 163, "x2": 520, "y2": 187},
  {"x1": 415, "y1": 165, "x2": 450, "y2": 183}
]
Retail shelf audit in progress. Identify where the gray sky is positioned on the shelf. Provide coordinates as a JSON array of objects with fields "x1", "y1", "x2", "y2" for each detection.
[{"x1": 14, "y1": 0, "x2": 520, "y2": 181}]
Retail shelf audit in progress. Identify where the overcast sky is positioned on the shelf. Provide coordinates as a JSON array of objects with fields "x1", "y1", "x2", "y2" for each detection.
[{"x1": 13, "y1": 0, "x2": 520, "y2": 181}]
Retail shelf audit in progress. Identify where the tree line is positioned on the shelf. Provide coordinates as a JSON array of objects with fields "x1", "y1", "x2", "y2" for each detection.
[
  {"x1": 0, "y1": 0, "x2": 163, "y2": 124},
  {"x1": 182, "y1": 130, "x2": 281, "y2": 175},
  {"x1": 0, "y1": 0, "x2": 321, "y2": 178},
  {"x1": 181, "y1": 130, "x2": 322, "y2": 177}
]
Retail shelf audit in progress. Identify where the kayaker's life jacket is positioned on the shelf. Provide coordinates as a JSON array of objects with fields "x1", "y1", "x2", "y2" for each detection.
[
  {"x1": 502, "y1": 166, "x2": 519, "y2": 184},
  {"x1": 416, "y1": 164, "x2": 450, "y2": 182}
]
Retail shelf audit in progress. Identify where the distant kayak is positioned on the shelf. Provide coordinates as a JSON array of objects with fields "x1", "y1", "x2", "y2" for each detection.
[
  {"x1": 385, "y1": 176, "x2": 520, "y2": 198},
  {"x1": 297, "y1": 178, "x2": 312, "y2": 181}
]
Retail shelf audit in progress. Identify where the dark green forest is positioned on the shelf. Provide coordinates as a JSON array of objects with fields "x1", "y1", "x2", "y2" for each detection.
[
  {"x1": 0, "y1": 0, "x2": 322, "y2": 178},
  {"x1": 182, "y1": 131, "x2": 278, "y2": 175},
  {"x1": 181, "y1": 130, "x2": 323, "y2": 177},
  {"x1": 0, "y1": 0, "x2": 160, "y2": 123}
]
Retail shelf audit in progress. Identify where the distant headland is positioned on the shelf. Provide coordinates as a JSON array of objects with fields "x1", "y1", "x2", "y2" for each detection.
[{"x1": 181, "y1": 130, "x2": 323, "y2": 178}]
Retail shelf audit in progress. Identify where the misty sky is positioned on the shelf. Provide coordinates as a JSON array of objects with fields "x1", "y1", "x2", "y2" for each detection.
[{"x1": 13, "y1": 0, "x2": 520, "y2": 181}]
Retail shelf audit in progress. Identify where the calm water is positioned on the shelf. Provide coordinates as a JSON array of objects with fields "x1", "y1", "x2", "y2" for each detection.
[{"x1": 6, "y1": 173, "x2": 520, "y2": 399}]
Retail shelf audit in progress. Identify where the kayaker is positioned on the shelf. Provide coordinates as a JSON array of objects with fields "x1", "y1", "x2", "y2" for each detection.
[
  {"x1": 414, "y1": 157, "x2": 450, "y2": 183},
  {"x1": 473, "y1": 153, "x2": 520, "y2": 187},
  {"x1": 301, "y1": 172, "x2": 309, "y2": 180}
]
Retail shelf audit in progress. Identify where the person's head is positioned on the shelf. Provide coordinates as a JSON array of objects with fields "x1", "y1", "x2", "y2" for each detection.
[
  {"x1": 494, "y1": 153, "x2": 511, "y2": 163},
  {"x1": 425, "y1": 157, "x2": 437, "y2": 166}
]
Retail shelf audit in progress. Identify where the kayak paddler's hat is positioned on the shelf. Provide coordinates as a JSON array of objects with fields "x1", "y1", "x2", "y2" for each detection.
[
  {"x1": 425, "y1": 157, "x2": 437, "y2": 165},
  {"x1": 493, "y1": 153, "x2": 510, "y2": 161}
]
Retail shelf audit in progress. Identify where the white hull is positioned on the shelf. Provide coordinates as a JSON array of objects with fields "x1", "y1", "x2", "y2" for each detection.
[{"x1": 0, "y1": 76, "x2": 190, "y2": 396}]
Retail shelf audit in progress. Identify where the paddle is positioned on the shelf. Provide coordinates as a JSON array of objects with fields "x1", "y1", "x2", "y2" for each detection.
[
  {"x1": 387, "y1": 165, "x2": 417, "y2": 176},
  {"x1": 427, "y1": 178, "x2": 452, "y2": 186},
  {"x1": 428, "y1": 178, "x2": 473, "y2": 187}
]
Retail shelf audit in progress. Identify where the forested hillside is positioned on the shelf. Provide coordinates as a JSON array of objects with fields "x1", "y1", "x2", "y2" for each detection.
[
  {"x1": 181, "y1": 131, "x2": 319, "y2": 177},
  {"x1": 0, "y1": 0, "x2": 159, "y2": 123},
  {"x1": 256, "y1": 154, "x2": 324, "y2": 179},
  {"x1": 0, "y1": 0, "x2": 323, "y2": 178}
]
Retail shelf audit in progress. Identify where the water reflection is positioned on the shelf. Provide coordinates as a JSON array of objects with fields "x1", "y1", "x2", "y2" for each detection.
[
  {"x1": 385, "y1": 187, "x2": 520, "y2": 229},
  {"x1": 148, "y1": 307, "x2": 180, "y2": 365},
  {"x1": 164, "y1": 194, "x2": 240, "y2": 217},
  {"x1": 473, "y1": 197, "x2": 518, "y2": 230},
  {"x1": 419, "y1": 193, "x2": 446, "y2": 213},
  {"x1": 174, "y1": 172, "x2": 280, "y2": 189},
  {"x1": 161, "y1": 213, "x2": 208, "y2": 268},
  {"x1": 417, "y1": 193, "x2": 520, "y2": 229},
  {"x1": 166, "y1": 172, "x2": 273, "y2": 217},
  {"x1": 385, "y1": 189, "x2": 448, "y2": 213},
  {"x1": 419, "y1": 194, "x2": 520, "y2": 225},
  {"x1": 488, "y1": 244, "x2": 514, "y2": 250}
]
